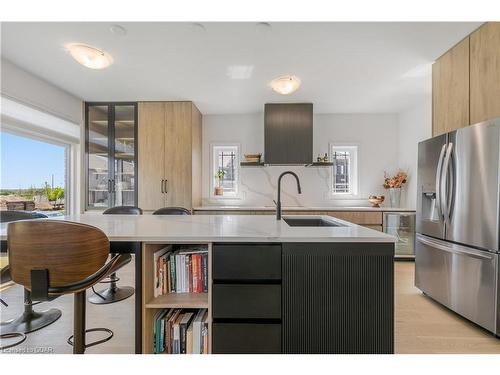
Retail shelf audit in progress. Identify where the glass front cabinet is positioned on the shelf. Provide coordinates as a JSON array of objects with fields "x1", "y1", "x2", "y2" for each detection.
[{"x1": 85, "y1": 102, "x2": 138, "y2": 210}]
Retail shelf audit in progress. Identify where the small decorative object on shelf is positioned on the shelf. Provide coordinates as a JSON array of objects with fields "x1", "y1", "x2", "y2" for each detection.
[
  {"x1": 316, "y1": 153, "x2": 330, "y2": 163},
  {"x1": 383, "y1": 170, "x2": 408, "y2": 208},
  {"x1": 244, "y1": 153, "x2": 262, "y2": 163},
  {"x1": 214, "y1": 168, "x2": 226, "y2": 196},
  {"x1": 368, "y1": 195, "x2": 385, "y2": 208}
]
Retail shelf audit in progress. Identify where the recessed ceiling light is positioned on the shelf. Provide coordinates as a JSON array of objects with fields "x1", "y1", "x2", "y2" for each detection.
[
  {"x1": 65, "y1": 43, "x2": 113, "y2": 70},
  {"x1": 227, "y1": 65, "x2": 254, "y2": 80},
  {"x1": 269, "y1": 75, "x2": 301, "y2": 95},
  {"x1": 255, "y1": 22, "x2": 272, "y2": 33},
  {"x1": 110, "y1": 24, "x2": 127, "y2": 36},
  {"x1": 190, "y1": 23, "x2": 206, "y2": 33}
]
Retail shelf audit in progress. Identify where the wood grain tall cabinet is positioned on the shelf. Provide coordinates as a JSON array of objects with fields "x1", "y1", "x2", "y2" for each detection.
[
  {"x1": 432, "y1": 37, "x2": 470, "y2": 137},
  {"x1": 138, "y1": 102, "x2": 202, "y2": 211},
  {"x1": 470, "y1": 22, "x2": 500, "y2": 124},
  {"x1": 432, "y1": 22, "x2": 500, "y2": 137}
]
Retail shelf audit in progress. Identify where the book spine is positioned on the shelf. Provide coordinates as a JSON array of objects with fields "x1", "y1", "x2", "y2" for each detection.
[
  {"x1": 202, "y1": 324, "x2": 208, "y2": 354},
  {"x1": 193, "y1": 321, "x2": 201, "y2": 354},
  {"x1": 160, "y1": 318, "x2": 165, "y2": 352},
  {"x1": 180, "y1": 323, "x2": 186, "y2": 354},
  {"x1": 193, "y1": 255, "x2": 199, "y2": 293},
  {"x1": 166, "y1": 259, "x2": 170, "y2": 294},
  {"x1": 154, "y1": 256, "x2": 159, "y2": 298},
  {"x1": 173, "y1": 323, "x2": 180, "y2": 354},
  {"x1": 159, "y1": 258, "x2": 164, "y2": 296},
  {"x1": 184, "y1": 255, "x2": 188, "y2": 293},
  {"x1": 188, "y1": 255, "x2": 193, "y2": 293},
  {"x1": 170, "y1": 254, "x2": 176, "y2": 293},
  {"x1": 197, "y1": 255, "x2": 203, "y2": 293},
  {"x1": 163, "y1": 258, "x2": 168, "y2": 295},
  {"x1": 202, "y1": 253, "x2": 208, "y2": 293},
  {"x1": 176, "y1": 254, "x2": 182, "y2": 294}
]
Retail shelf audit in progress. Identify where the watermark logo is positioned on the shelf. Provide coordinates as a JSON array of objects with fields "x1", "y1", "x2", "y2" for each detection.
[{"x1": 1, "y1": 346, "x2": 54, "y2": 354}]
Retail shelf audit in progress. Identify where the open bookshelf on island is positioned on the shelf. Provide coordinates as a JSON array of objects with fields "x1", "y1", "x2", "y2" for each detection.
[{"x1": 142, "y1": 243, "x2": 212, "y2": 354}]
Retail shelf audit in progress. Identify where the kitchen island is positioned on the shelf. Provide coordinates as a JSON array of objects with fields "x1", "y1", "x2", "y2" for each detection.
[{"x1": 0, "y1": 214, "x2": 395, "y2": 354}]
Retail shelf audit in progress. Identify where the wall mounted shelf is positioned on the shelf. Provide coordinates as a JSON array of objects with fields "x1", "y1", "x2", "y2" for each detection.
[
  {"x1": 240, "y1": 161, "x2": 265, "y2": 167},
  {"x1": 306, "y1": 162, "x2": 333, "y2": 167}
]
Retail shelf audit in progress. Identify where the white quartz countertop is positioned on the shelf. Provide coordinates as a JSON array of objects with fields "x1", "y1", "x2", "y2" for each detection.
[
  {"x1": 193, "y1": 205, "x2": 415, "y2": 212},
  {"x1": 0, "y1": 214, "x2": 396, "y2": 243}
]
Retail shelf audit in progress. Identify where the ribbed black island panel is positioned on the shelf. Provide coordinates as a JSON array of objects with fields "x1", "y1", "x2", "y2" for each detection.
[{"x1": 282, "y1": 243, "x2": 394, "y2": 354}]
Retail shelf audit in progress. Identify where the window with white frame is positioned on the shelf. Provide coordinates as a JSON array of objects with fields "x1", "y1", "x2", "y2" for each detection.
[
  {"x1": 211, "y1": 144, "x2": 240, "y2": 197},
  {"x1": 330, "y1": 145, "x2": 358, "y2": 196}
]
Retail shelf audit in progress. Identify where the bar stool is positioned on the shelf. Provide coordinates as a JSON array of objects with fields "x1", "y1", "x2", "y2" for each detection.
[
  {"x1": 88, "y1": 206, "x2": 142, "y2": 304},
  {"x1": 7, "y1": 220, "x2": 131, "y2": 354},
  {"x1": 0, "y1": 211, "x2": 62, "y2": 334},
  {"x1": 152, "y1": 207, "x2": 191, "y2": 215}
]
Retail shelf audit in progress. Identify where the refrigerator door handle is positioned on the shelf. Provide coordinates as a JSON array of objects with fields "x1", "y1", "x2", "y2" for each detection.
[
  {"x1": 435, "y1": 144, "x2": 447, "y2": 221},
  {"x1": 441, "y1": 142, "x2": 454, "y2": 225},
  {"x1": 417, "y1": 234, "x2": 494, "y2": 260}
]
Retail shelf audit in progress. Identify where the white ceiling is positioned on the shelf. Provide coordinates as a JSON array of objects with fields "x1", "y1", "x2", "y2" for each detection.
[{"x1": 1, "y1": 22, "x2": 481, "y2": 114}]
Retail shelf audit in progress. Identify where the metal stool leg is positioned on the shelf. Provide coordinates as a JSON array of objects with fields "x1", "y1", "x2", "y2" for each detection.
[
  {"x1": 68, "y1": 290, "x2": 113, "y2": 354},
  {"x1": 88, "y1": 271, "x2": 134, "y2": 304},
  {"x1": 0, "y1": 289, "x2": 61, "y2": 334}
]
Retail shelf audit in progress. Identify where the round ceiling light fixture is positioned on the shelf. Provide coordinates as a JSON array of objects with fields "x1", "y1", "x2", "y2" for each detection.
[
  {"x1": 269, "y1": 75, "x2": 301, "y2": 95},
  {"x1": 65, "y1": 43, "x2": 113, "y2": 70}
]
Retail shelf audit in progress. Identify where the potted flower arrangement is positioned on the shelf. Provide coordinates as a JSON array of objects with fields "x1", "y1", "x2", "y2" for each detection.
[
  {"x1": 383, "y1": 171, "x2": 408, "y2": 207},
  {"x1": 214, "y1": 168, "x2": 226, "y2": 196}
]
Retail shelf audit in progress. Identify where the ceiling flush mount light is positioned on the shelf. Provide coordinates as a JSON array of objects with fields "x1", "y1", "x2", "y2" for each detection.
[
  {"x1": 66, "y1": 43, "x2": 113, "y2": 70},
  {"x1": 270, "y1": 75, "x2": 301, "y2": 95}
]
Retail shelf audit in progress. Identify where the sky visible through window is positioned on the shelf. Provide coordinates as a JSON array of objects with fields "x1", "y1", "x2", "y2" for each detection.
[{"x1": 0, "y1": 132, "x2": 65, "y2": 189}]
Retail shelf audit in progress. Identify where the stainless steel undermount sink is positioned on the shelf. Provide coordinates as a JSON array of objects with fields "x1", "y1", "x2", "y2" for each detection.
[{"x1": 283, "y1": 217, "x2": 345, "y2": 227}]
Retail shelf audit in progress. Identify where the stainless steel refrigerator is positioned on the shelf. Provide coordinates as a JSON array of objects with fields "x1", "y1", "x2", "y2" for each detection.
[{"x1": 415, "y1": 118, "x2": 500, "y2": 336}]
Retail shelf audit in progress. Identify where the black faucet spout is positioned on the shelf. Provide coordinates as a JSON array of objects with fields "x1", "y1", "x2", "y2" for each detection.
[{"x1": 276, "y1": 171, "x2": 302, "y2": 220}]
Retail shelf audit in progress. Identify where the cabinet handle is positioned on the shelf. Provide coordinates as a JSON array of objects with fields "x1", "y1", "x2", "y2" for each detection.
[
  {"x1": 108, "y1": 179, "x2": 112, "y2": 193},
  {"x1": 161, "y1": 179, "x2": 164, "y2": 194},
  {"x1": 164, "y1": 179, "x2": 168, "y2": 194}
]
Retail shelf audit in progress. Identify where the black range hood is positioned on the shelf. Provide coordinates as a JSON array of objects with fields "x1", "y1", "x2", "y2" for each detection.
[{"x1": 264, "y1": 103, "x2": 313, "y2": 165}]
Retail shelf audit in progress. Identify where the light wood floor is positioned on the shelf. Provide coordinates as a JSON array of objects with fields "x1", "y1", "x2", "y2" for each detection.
[{"x1": 1, "y1": 260, "x2": 500, "y2": 354}]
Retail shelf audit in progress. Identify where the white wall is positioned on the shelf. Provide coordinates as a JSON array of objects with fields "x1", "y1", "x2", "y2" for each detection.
[
  {"x1": 397, "y1": 98, "x2": 432, "y2": 209},
  {"x1": 202, "y1": 113, "x2": 400, "y2": 207},
  {"x1": 0, "y1": 59, "x2": 83, "y2": 214},
  {"x1": 1, "y1": 58, "x2": 82, "y2": 125}
]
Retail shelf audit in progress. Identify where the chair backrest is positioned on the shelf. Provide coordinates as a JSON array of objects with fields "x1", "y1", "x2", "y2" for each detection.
[
  {"x1": 0, "y1": 210, "x2": 48, "y2": 223},
  {"x1": 103, "y1": 206, "x2": 143, "y2": 215},
  {"x1": 152, "y1": 207, "x2": 191, "y2": 215},
  {"x1": 8, "y1": 220, "x2": 109, "y2": 289}
]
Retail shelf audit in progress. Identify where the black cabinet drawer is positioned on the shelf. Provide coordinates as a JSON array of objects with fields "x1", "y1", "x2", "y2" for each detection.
[
  {"x1": 213, "y1": 244, "x2": 281, "y2": 281},
  {"x1": 213, "y1": 284, "x2": 281, "y2": 319},
  {"x1": 212, "y1": 323, "x2": 281, "y2": 354}
]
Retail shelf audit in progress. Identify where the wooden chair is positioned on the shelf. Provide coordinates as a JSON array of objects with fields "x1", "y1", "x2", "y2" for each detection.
[
  {"x1": 0, "y1": 211, "x2": 62, "y2": 334},
  {"x1": 7, "y1": 220, "x2": 131, "y2": 354},
  {"x1": 152, "y1": 207, "x2": 191, "y2": 215},
  {"x1": 88, "y1": 206, "x2": 142, "y2": 305}
]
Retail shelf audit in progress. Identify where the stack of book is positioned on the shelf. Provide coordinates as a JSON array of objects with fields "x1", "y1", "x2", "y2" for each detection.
[
  {"x1": 154, "y1": 245, "x2": 208, "y2": 296},
  {"x1": 153, "y1": 308, "x2": 209, "y2": 354}
]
